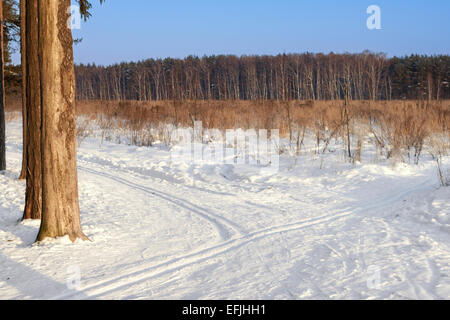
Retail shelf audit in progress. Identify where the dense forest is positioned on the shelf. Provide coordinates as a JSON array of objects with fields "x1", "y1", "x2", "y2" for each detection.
[
  {"x1": 2, "y1": 0, "x2": 449, "y2": 102},
  {"x1": 75, "y1": 52, "x2": 450, "y2": 101}
]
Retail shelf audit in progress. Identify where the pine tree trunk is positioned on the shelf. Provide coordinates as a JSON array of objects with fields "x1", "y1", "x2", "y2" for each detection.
[
  {"x1": 0, "y1": 0, "x2": 6, "y2": 172},
  {"x1": 18, "y1": 0, "x2": 27, "y2": 180},
  {"x1": 36, "y1": 0, "x2": 87, "y2": 242},
  {"x1": 22, "y1": 0, "x2": 41, "y2": 220}
]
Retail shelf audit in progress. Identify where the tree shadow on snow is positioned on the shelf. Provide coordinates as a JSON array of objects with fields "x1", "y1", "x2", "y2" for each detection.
[{"x1": 0, "y1": 251, "x2": 89, "y2": 300}]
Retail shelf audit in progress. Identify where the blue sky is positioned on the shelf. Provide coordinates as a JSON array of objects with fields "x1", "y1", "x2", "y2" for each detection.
[{"x1": 14, "y1": 0, "x2": 450, "y2": 65}]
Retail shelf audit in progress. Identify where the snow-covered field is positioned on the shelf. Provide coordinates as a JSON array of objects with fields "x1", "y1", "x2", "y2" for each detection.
[{"x1": 0, "y1": 119, "x2": 449, "y2": 300}]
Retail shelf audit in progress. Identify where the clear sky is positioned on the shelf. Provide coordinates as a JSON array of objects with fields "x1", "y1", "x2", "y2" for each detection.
[{"x1": 14, "y1": 0, "x2": 450, "y2": 65}]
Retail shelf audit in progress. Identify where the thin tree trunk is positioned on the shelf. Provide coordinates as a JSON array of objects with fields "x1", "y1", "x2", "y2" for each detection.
[
  {"x1": 0, "y1": 0, "x2": 6, "y2": 172},
  {"x1": 36, "y1": 0, "x2": 87, "y2": 242},
  {"x1": 19, "y1": 0, "x2": 27, "y2": 180},
  {"x1": 22, "y1": 0, "x2": 41, "y2": 220},
  {"x1": 344, "y1": 85, "x2": 352, "y2": 159}
]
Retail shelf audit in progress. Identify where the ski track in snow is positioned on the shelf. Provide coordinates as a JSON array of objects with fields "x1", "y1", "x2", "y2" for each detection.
[
  {"x1": 59, "y1": 162, "x2": 438, "y2": 299},
  {"x1": 0, "y1": 121, "x2": 449, "y2": 300},
  {"x1": 78, "y1": 165, "x2": 247, "y2": 241},
  {"x1": 58, "y1": 165, "x2": 352, "y2": 299}
]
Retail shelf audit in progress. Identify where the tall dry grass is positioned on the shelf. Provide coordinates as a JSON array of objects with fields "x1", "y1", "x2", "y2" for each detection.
[
  {"x1": 75, "y1": 99, "x2": 449, "y2": 162},
  {"x1": 5, "y1": 96, "x2": 449, "y2": 170}
]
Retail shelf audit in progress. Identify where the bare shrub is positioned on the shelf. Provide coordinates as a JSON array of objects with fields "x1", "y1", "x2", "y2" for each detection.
[
  {"x1": 428, "y1": 132, "x2": 450, "y2": 187},
  {"x1": 76, "y1": 117, "x2": 93, "y2": 146}
]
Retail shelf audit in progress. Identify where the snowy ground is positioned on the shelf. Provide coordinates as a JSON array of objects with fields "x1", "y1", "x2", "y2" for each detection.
[{"x1": 0, "y1": 120, "x2": 449, "y2": 300}]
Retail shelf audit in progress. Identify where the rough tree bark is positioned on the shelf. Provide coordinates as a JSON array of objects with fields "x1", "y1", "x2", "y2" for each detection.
[
  {"x1": 0, "y1": 0, "x2": 6, "y2": 172},
  {"x1": 36, "y1": 0, "x2": 87, "y2": 242},
  {"x1": 18, "y1": 0, "x2": 27, "y2": 180},
  {"x1": 22, "y1": 0, "x2": 41, "y2": 220}
]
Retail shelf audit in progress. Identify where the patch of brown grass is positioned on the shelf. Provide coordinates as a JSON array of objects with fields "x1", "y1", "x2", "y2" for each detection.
[
  {"x1": 73, "y1": 99, "x2": 448, "y2": 164},
  {"x1": 75, "y1": 99, "x2": 449, "y2": 155}
]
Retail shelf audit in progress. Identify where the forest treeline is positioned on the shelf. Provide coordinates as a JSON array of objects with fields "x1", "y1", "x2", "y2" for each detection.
[{"x1": 75, "y1": 52, "x2": 450, "y2": 101}]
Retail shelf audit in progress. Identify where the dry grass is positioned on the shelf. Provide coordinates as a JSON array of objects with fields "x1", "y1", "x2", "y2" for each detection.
[
  {"x1": 75, "y1": 99, "x2": 450, "y2": 162},
  {"x1": 75, "y1": 99, "x2": 449, "y2": 130},
  {"x1": 4, "y1": 95, "x2": 21, "y2": 112},
  {"x1": 5, "y1": 97, "x2": 450, "y2": 167},
  {"x1": 4, "y1": 95, "x2": 22, "y2": 121}
]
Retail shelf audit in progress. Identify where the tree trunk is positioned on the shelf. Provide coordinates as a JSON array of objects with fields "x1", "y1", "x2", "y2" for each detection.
[
  {"x1": 36, "y1": 0, "x2": 87, "y2": 242},
  {"x1": 344, "y1": 85, "x2": 352, "y2": 159},
  {"x1": 22, "y1": 0, "x2": 41, "y2": 220},
  {"x1": 0, "y1": 0, "x2": 6, "y2": 172},
  {"x1": 19, "y1": 0, "x2": 27, "y2": 180}
]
